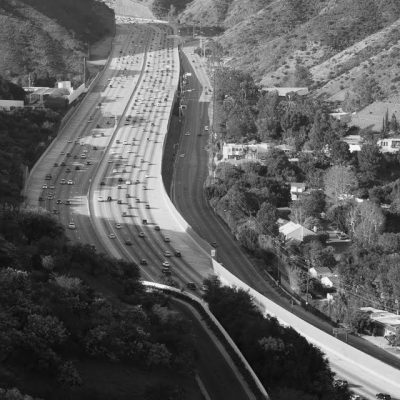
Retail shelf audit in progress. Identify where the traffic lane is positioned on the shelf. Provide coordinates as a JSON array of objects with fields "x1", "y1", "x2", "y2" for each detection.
[{"x1": 170, "y1": 298, "x2": 254, "y2": 400}]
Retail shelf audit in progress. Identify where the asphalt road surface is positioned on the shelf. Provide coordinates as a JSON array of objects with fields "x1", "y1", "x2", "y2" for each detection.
[{"x1": 171, "y1": 44, "x2": 400, "y2": 400}]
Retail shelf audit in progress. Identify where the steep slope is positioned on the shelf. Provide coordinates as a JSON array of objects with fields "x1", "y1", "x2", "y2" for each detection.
[
  {"x1": 0, "y1": 0, "x2": 114, "y2": 86},
  {"x1": 180, "y1": 0, "x2": 400, "y2": 102}
]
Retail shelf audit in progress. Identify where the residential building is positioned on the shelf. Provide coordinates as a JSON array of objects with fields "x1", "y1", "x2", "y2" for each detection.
[
  {"x1": 221, "y1": 142, "x2": 274, "y2": 163},
  {"x1": 341, "y1": 135, "x2": 363, "y2": 153},
  {"x1": 376, "y1": 137, "x2": 400, "y2": 153},
  {"x1": 360, "y1": 307, "x2": 400, "y2": 336},
  {"x1": 309, "y1": 266, "x2": 338, "y2": 288},
  {"x1": 220, "y1": 142, "x2": 295, "y2": 164},
  {"x1": 262, "y1": 87, "x2": 309, "y2": 98},
  {"x1": 279, "y1": 221, "x2": 316, "y2": 243},
  {"x1": 0, "y1": 100, "x2": 24, "y2": 110},
  {"x1": 290, "y1": 182, "x2": 307, "y2": 201}
]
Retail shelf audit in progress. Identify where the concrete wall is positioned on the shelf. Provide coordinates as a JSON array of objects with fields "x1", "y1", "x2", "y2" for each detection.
[{"x1": 211, "y1": 259, "x2": 400, "y2": 394}]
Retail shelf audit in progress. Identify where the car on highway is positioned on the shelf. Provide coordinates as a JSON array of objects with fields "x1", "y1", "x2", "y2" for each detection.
[
  {"x1": 115, "y1": 223, "x2": 122, "y2": 229},
  {"x1": 174, "y1": 250, "x2": 181, "y2": 257},
  {"x1": 145, "y1": 204, "x2": 150, "y2": 209},
  {"x1": 163, "y1": 236, "x2": 170, "y2": 242},
  {"x1": 163, "y1": 251, "x2": 172, "y2": 257},
  {"x1": 211, "y1": 241, "x2": 217, "y2": 248},
  {"x1": 60, "y1": 179, "x2": 66, "y2": 185},
  {"x1": 53, "y1": 162, "x2": 59, "y2": 167},
  {"x1": 56, "y1": 199, "x2": 62, "y2": 204},
  {"x1": 67, "y1": 180, "x2": 74, "y2": 185},
  {"x1": 68, "y1": 222, "x2": 76, "y2": 230},
  {"x1": 162, "y1": 267, "x2": 171, "y2": 275},
  {"x1": 100, "y1": 181, "x2": 105, "y2": 186},
  {"x1": 117, "y1": 200, "x2": 122, "y2": 204},
  {"x1": 162, "y1": 261, "x2": 170, "y2": 268},
  {"x1": 108, "y1": 233, "x2": 116, "y2": 239},
  {"x1": 125, "y1": 239, "x2": 132, "y2": 246},
  {"x1": 187, "y1": 282, "x2": 196, "y2": 290},
  {"x1": 42, "y1": 184, "x2": 48, "y2": 189},
  {"x1": 66, "y1": 168, "x2": 71, "y2": 173},
  {"x1": 138, "y1": 232, "x2": 145, "y2": 238},
  {"x1": 140, "y1": 259, "x2": 148, "y2": 265},
  {"x1": 154, "y1": 225, "x2": 160, "y2": 231},
  {"x1": 45, "y1": 174, "x2": 52, "y2": 180}
]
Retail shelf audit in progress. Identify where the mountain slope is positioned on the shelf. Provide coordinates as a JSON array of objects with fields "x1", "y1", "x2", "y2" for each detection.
[
  {"x1": 179, "y1": 0, "x2": 400, "y2": 102},
  {"x1": 0, "y1": 0, "x2": 115, "y2": 86}
]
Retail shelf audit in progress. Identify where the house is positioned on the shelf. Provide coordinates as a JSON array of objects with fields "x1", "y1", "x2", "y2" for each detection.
[
  {"x1": 0, "y1": 99, "x2": 24, "y2": 110},
  {"x1": 279, "y1": 221, "x2": 316, "y2": 243},
  {"x1": 360, "y1": 307, "x2": 400, "y2": 336},
  {"x1": 341, "y1": 135, "x2": 363, "y2": 153},
  {"x1": 220, "y1": 142, "x2": 295, "y2": 164},
  {"x1": 329, "y1": 111, "x2": 351, "y2": 123},
  {"x1": 221, "y1": 142, "x2": 274, "y2": 164},
  {"x1": 262, "y1": 87, "x2": 309, "y2": 99},
  {"x1": 309, "y1": 266, "x2": 339, "y2": 288},
  {"x1": 376, "y1": 137, "x2": 400, "y2": 153},
  {"x1": 290, "y1": 182, "x2": 306, "y2": 201}
]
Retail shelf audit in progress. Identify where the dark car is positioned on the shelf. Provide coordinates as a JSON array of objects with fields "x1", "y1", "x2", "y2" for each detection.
[
  {"x1": 125, "y1": 239, "x2": 132, "y2": 246},
  {"x1": 187, "y1": 282, "x2": 196, "y2": 290},
  {"x1": 376, "y1": 394, "x2": 391, "y2": 400},
  {"x1": 174, "y1": 250, "x2": 181, "y2": 257},
  {"x1": 140, "y1": 259, "x2": 148, "y2": 265}
]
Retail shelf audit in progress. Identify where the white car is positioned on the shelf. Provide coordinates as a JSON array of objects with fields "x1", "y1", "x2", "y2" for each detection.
[
  {"x1": 67, "y1": 180, "x2": 74, "y2": 185},
  {"x1": 108, "y1": 233, "x2": 116, "y2": 239},
  {"x1": 68, "y1": 222, "x2": 76, "y2": 230},
  {"x1": 204, "y1": 125, "x2": 209, "y2": 131},
  {"x1": 162, "y1": 261, "x2": 170, "y2": 268},
  {"x1": 163, "y1": 251, "x2": 172, "y2": 257}
]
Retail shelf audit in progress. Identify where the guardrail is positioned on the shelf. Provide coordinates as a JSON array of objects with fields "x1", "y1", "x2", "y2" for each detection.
[{"x1": 142, "y1": 281, "x2": 270, "y2": 400}]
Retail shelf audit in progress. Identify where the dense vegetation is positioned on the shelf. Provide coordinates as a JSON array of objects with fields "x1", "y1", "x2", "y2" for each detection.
[
  {"x1": 0, "y1": 209, "x2": 197, "y2": 399},
  {"x1": 0, "y1": 0, "x2": 115, "y2": 86},
  {"x1": 202, "y1": 278, "x2": 351, "y2": 400},
  {"x1": 208, "y1": 66, "x2": 400, "y2": 342},
  {"x1": 0, "y1": 80, "x2": 197, "y2": 398},
  {"x1": 0, "y1": 105, "x2": 62, "y2": 209}
]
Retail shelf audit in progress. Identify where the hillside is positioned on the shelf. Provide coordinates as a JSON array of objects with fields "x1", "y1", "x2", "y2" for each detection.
[
  {"x1": 179, "y1": 0, "x2": 400, "y2": 103},
  {"x1": 0, "y1": 0, "x2": 115, "y2": 87}
]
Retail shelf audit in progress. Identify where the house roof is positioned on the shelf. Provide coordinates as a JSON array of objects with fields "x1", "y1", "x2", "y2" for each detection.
[
  {"x1": 262, "y1": 87, "x2": 309, "y2": 96},
  {"x1": 290, "y1": 182, "x2": 306, "y2": 189},
  {"x1": 311, "y1": 266, "x2": 333, "y2": 276},
  {"x1": 279, "y1": 221, "x2": 316, "y2": 242},
  {"x1": 360, "y1": 307, "x2": 400, "y2": 328}
]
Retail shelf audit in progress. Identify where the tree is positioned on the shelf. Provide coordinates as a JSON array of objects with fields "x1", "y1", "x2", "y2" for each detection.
[
  {"x1": 330, "y1": 140, "x2": 351, "y2": 165},
  {"x1": 324, "y1": 165, "x2": 358, "y2": 202},
  {"x1": 236, "y1": 219, "x2": 259, "y2": 251},
  {"x1": 256, "y1": 91, "x2": 282, "y2": 141},
  {"x1": 348, "y1": 201, "x2": 385, "y2": 246},
  {"x1": 257, "y1": 202, "x2": 278, "y2": 236},
  {"x1": 264, "y1": 148, "x2": 298, "y2": 182},
  {"x1": 358, "y1": 143, "x2": 383, "y2": 186},
  {"x1": 294, "y1": 63, "x2": 313, "y2": 87}
]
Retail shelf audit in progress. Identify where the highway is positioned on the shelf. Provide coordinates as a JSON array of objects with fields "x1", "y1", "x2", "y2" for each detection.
[
  {"x1": 171, "y1": 44, "x2": 400, "y2": 400},
  {"x1": 22, "y1": 1, "x2": 400, "y2": 399},
  {"x1": 24, "y1": 6, "x2": 253, "y2": 400}
]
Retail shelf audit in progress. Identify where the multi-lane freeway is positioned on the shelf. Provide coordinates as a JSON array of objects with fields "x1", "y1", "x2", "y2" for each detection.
[
  {"x1": 25, "y1": 17, "x2": 213, "y2": 290},
  {"x1": 23, "y1": 2, "x2": 400, "y2": 399},
  {"x1": 24, "y1": 8, "x2": 254, "y2": 400}
]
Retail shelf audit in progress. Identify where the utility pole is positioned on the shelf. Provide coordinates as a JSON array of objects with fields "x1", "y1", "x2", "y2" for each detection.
[{"x1": 83, "y1": 56, "x2": 86, "y2": 87}]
